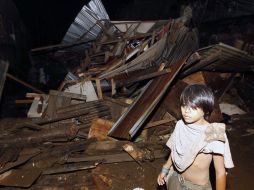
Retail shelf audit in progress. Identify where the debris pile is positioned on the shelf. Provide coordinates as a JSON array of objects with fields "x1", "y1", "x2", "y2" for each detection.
[{"x1": 0, "y1": 0, "x2": 254, "y2": 189}]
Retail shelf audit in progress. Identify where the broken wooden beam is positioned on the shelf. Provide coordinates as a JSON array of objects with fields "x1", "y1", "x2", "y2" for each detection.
[
  {"x1": 0, "y1": 169, "x2": 41, "y2": 188},
  {"x1": 122, "y1": 142, "x2": 154, "y2": 164},
  {"x1": 116, "y1": 68, "x2": 171, "y2": 87},
  {"x1": 49, "y1": 90, "x2": 86, "y2": 101},
  {"x1": 0, "y1": 60, "x2": 9, "y2": 101},
  {"x1": 103, "y1": 96, "x2": 130, "y2": 107},
  {"x1": 57, "y1": 105, "x2": 109, "y2": 117},
  {"x1": 15, "y1": 99, "x2": 34, "y2": 104},
  {"x1": 108, "y1": 58, "x2": 186, "y2": 139},
  {"x1": 0, "y1": 149, "x2": 40, "y2": 174},
  {"x1": 42, "y1": 162, "x2": 98, "y2": 175},
  {"x1": 0, "y1": 124, "x2": 80, "y2": 147},
  {"x1": 67, "y1": 149, "x2": 166, "y2": 164},
  {"x1": 56, "y1": 100, "x2": 107, "y2": 114},
  {"x1": 144, "y1": 118, "x2": 176, "y2": 129},
  {"x1": 32, "y1": 109, "x2": 89, "y2": 126},
  {"x1": 6, "y1": 73, "x2": 45, "y2": 94}
]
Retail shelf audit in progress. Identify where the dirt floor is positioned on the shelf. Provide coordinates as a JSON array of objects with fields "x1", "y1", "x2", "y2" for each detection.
[
  {"x1": 89, "y1": 119, "x2": 254, "y2": 190},
  {"x1": 95, "y1": 117, "x2": 254, "y2": 190},
  {"x1": 226, "y1": 120, "x2": 254, "y2": 190},
  {"x1": 0, "y1": 118, "x2": 253, "y2": 190}
]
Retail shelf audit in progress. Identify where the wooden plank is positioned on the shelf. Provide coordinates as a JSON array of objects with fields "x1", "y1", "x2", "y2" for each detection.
[
  {"x1": 0, "y1": 60, "x2": 9, "y2": 101},
  {"x1": 95, "y1": 79, "x2": 103, "y2": 100},
  {"x1": 111, "y1": 78, "x2": 116, "y2": 96},
  {"x1": 42, "y1": 162, "x2": 98, "y2": 175},
  {"x1": 0, "y1": 169, "x2": 41, "y2": 187},
  {"x1": 15, "y1": 99, "x2": 34, "y2": 104},
  {"x1": 6, "y1": 73, "x2": 44, "y2": 94},
  {"x1": 108, "y1": 59, "x2": 186, "y2": 139},
  {"x1": 85, "y1": 141, "x2": 128, "y2": 154},
  {"x1": 0, "y1": 149, "x2": 40, "y2": 174},
  {"x1": 26, "y1": 93, "x2": 43, "y2": 98},
  {"x1": 30, "y1": 33, "x2": 151, "y2": 54},
  {"x1": 56, "y1": 100, "x2": 107, "y2": 114},
  {"x1": 0, "y1": 147, "x2": 21, "y2": 167},
  {"x1": 32, "y1": 109, "x2": 89, "y2": 125},
  {"x1": 144, "y1": 118, "x2": 176, "y2": 129},
  {"x1": 0, "y1": 123, "x2": 80, "y2": 147},
  {"x1": 117, "y1": 68, "x2": 171, "y2": 87},
  {"x1": 103, "y1": 96, "x2": 130, "y2": 107},
  {"x1": 68, "y1": 152, "x2": 134, "y2": 163},
  {"x1": 67, "y1": 149, "x2": 166, "y2": 164},
  {"x1": 49, "y1": 90, "x2": 86, "y2": 100},
  {"x1": 122, "y1": 143, "x2": 146, "y2": 164},
  {"x1": 44, "y1": 93, "x2": 71, "y2": 119}
]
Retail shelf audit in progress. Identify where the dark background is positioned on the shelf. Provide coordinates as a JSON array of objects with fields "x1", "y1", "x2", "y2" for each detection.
[{"x1": 11, "y1": 0, "x2": 254, "y2": 48}]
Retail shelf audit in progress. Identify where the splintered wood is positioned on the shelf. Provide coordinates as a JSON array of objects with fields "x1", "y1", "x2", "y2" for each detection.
[{"x1": 88, "y1": 118, "x2": 114, "y2": 141}]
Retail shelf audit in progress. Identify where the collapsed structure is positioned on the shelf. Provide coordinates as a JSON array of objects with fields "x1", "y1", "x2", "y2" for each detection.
[{"x1": 0, "y1": 0, "x2": 254, "y2": 189}]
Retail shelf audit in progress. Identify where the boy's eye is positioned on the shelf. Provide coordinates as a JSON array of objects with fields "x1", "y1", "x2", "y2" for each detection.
[{"x1": 181, "y1": 106, "x2": 197, "y2": 111}]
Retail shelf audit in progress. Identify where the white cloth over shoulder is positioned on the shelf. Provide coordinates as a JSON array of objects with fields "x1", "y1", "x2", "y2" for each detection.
[{"x1": 166, "y1": 120, "x2": 234, "y2": 172}]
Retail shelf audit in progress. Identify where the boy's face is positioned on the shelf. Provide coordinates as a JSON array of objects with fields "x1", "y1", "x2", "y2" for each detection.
[{"x1": 181, "y1": 106, "x2": 205, "y2": 124}]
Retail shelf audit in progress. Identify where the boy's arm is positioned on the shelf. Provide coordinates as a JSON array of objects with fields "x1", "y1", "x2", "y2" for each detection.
[
  {"x1": 157, "y1": 154, "x2": 173, "y2": 185},
  {"x1": 163, "y1": 154, "x2": 173, "y2": 168},
  {"x1": 213, "y1": 154, "x2": 226, "y2": 190}
]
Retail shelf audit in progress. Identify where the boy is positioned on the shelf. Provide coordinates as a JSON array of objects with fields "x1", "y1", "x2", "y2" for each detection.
[{"x1": 157, "y1": 84, "x2": 234, "y2": 190}]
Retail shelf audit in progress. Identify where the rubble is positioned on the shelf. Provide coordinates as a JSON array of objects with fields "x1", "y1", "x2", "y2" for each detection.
[{"x1": 0, "y1": 0, "x2": 254, "y2": 189}]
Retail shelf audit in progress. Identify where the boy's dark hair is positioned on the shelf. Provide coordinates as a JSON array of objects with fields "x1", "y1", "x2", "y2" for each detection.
[{"x1": 180, "y1": 84, "x2": 214, "y2": 119}]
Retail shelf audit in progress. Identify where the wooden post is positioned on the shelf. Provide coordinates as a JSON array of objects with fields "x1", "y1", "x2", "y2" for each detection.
[
  {"x1": 95, "y1": 78, "x2": 103, "y2": 99},
  {"x1": 0, "y1": 60, "x2": 9, "y2": 100},
  {"x1": 111, "y1": 78, "x2": 116, "y2": 96}
]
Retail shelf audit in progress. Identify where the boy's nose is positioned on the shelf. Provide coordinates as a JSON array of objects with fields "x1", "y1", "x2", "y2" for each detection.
[{"x1": 184, "y1": 107, "x2": 191, "y2": 113}]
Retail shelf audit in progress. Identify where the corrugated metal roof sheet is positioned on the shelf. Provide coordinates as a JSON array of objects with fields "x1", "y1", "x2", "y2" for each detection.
[
  {"x1": 62, "y1": 0, "x2": 109, "y2": 52},
  {"x1": 199, "y1": 43, "x2": 254, "y2": 72}
]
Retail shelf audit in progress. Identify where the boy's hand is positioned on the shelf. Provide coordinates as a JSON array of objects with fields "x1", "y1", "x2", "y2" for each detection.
[{"x1": 157, "y1": 172, "x2": 167, "y2": 186}]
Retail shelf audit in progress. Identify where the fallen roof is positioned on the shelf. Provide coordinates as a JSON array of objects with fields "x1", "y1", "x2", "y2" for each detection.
[
  {"x1": 200, "y1": 43, "x2": 254, "y2": 72},
  {"x1": 62, "y1": 0, "x2": 110, "y2": 53}
]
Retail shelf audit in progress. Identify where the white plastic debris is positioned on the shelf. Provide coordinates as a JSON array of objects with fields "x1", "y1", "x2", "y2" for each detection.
[
  {"x1": 219, "y1": 103, "x2": 246, "y2": 116},
  {"x1": 64, "y1": 81, "x2": 98, "y2": 102}
]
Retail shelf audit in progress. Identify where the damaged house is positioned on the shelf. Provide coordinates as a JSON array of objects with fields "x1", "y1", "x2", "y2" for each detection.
[{"x1": 0, "y1": 0, "x2": 254, "y2": 189}]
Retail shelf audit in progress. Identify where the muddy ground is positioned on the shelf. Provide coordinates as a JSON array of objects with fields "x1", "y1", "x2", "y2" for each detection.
[
  {"x1": 93, "y1": 119, "x2": 254, "y2": 190},
  {"x1": 0, "y1": 118, "x2": 253, "y2": 190}
]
